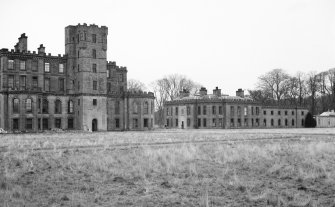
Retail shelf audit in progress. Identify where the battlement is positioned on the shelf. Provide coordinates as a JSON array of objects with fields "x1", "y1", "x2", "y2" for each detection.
[
  {"x1": 0, "y1": 48, "x2": 67, "y2": 58},
  {"x1": 66, "y1": 23, "x2": 108, "y2": 31},
  {"x1": 127, "y1": 90, "x2": 155, "y2": 98},
  {"x1": 107, "y1": 61, "x2": 127, "y2": 71}
]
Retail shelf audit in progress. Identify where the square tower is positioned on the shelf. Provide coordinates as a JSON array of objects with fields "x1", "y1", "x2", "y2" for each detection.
[{"x1": 65, "y1": 23, "x2": 108, "y2": 131}]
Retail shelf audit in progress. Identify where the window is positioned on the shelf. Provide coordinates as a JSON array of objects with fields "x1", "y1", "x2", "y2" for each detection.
[
  {"x1": 278, "y1": 119, "x2": 281, "y2": 126},
  {"x1": 8, "y1": 75, "x2": 14, "y2": 88},
  {"x1": 92, "y1": 49, "x2": 96, "y2": 59},
  {"x1": 13, "y1": 98, "x2": 19, "y2": 113},
  {"x1": 42, "y1": 99, "x2": 48, "y2": 114},
  {"x1": 256, "y1": 107, "x2": 259, "y2": 115},
  {"x1": 8, "y1": 60, "x2": 14, "y2": 70},
  {"x1": 219, "y1": 106, "x2": 223, "y2": 115},
  {"x1": 26, "y1": 118, "x2": 33, "y2": 130},
  {"x1": 44, "y1": 62, "x2": 50, "y2": 72},
  {"x1": 20, "y1": 60, "x2": 26, "y2": 70},
  {"x1": 59, "y1": 64, "x2": 64, "y2": 73},
  {"x1": 244, "y1": 118, "x2": 248, "y2": 126},
  {"x1": 244, "y1": 107, "x2": 247, "y2": 116},
  {"x1": 118, "y1": 74, "x2": 123, "y2": 82},
  {"x1": 187, "y1": 106, "x2": 191, "y2": 115},
  {"x1": 55, "y1": 118, "x2": 62, "y2": 128},
  {"x1": 278, "y1": 111, "x2": 281, "y2": 115},
  {"x1": 13, "y1": 119, "x2": 19, "y2": 130},
  {"x1": 175, "y1": 107, "x2": 178, "y2": 115},
  {"x1": 230, "y1": 106, "x2": 234, "y2": 116},
  {"x1": 301, "y1": 111, "x2": 304, "y2": 116},
  {"x1": 263, "y1": 110, "x2": 266, "y2": 115},
  {"x1": 68, "y1": 118, "x2": 74, "y2": 129},
  {"x1": 55, "y1": 100, "x2": 62, "y2": 114},
  {"x1": 251, "y1": 118, "x2": 254, "y2": 126},
  {"x1": 292, "y1": 119, "x2": 295, "y2": 126},
  {"x1": 285, "y1": 119, "x2": 288, "y2": 126},
  {"x1": 219, "y1": 118, "x2": 223, "y2": 127},
  {"x1": 44, "y1": 78, "x2": 50, "y2": 92},
  {"x1": 107, "y1": 69, "x2": 110, "y2": 77},
  {"x1": 133, "y1": 118, "x2": 138, "y2": 128},
  {"x1": 32, "y1": 77, "x2": 38, "y2": 89},
  {"x1": 20, "y1": 76, "x2": 26, "y2": 89},
  {"x1": 115, "y1": 101, "x2": 120, "y2": 114},
  {"x1": 271, "y1": 111, "x2": 274, "y2": 115},
  {"x1": 212, "y1": 106, "x2": 216, "y2": 115},
  {"x1": 107, "y1": 82, "x2": 111, "y2": 92},
  {"x1": 144, "y1": 102, "x2": 149, "y2": 114},
  {"x1": 133, "y1": 102, "x2": 138, "y2": 114},
  {"x1": 263, "y1": 119, "x2": 267, "y2": 126},
  {"x1": 151, "y1": 101, "x2": 154, "y2": 114},
  {"x1": 237, "y1": 106, "x2": 241, "y2": 116},
  {"x1": 198, "y1": 106, "x2": 201, "y2": 115},
  {"x1": 92, "y1": 64, "x2": 97, "y2": 73},
  {"x1": 255, "y1": 118, "x2": 259, "y2": 126},
  {"x1": 203, "y1": 118, "x2": 207, "y2": 127},
  {"x1": 175, "y1": 119, "x2": 178, "y2": 127},
  {"x1": 198, "y1": 118, "x2": 201, "y2": 127},
  {"x1": 68, "y1": 100, "x2": 74, "y2": 113},
  {"x1": 187, "y1": 118, "x2": 191, "y2": 127},
  {"x1": 238, "y1": 118, "x2": 241, "y2": 127},
  {"x1": 59, "y1": 78, "x2": 64, "y2": 91},
  {"x1": 271, "y1": 119, "x2": 274, "y2": 126},
  {"x1": 32, "y1": 60, "x2": 38, "y2": 71},
  {"x1": 230, "y1": 118, "x2": 234, "y2": 127},
  {"x1": 78, "y1": 64, "x2": 80, "y2": 72},
  {"x1": 292, "y1": 111, "x2": 295, "y2": 115},
  {"x1": 302, "y1": 119, "x2": 304, "y2": 126},
  {"x1": 26, "y1": 99, "x2": 32, "y2": 113},
  {"x1": 203, "y1": 106, "x2": 206, "y2": 115},
  {"x1": 92, "y1": 34, "x2": 96, "y2": 43},
  {"x1": 285, "y1": 111, "x2": 288, "y2": 115},
  {"x1": 93, "y1": 81, "x2": 97, "y2": 90},
  {"x1": 93, "y1": 99, "x2": 97, "y2": 106},
  {"x1": 115, "y1": 118, "x2": 120, "y2": 128}
]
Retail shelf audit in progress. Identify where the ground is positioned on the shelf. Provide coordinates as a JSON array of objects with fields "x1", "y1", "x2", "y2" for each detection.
[{"x1": 1, "y1": 128, "x2": 335, "y2": 206}]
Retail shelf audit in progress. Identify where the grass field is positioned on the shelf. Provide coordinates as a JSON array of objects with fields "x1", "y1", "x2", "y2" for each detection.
[{"x1": 1, "y1": 128, "x2": 335, "y2": 206}]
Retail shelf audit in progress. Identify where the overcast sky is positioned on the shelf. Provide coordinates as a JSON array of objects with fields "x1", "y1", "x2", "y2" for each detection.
[{"x1": 1, "y1": 0, "x2": 335, "y2": 95}]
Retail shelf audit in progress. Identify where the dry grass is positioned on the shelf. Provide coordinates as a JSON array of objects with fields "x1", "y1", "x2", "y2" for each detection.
[{"x1": 1, "y1": 128, "x2": 335, "y2": 206}]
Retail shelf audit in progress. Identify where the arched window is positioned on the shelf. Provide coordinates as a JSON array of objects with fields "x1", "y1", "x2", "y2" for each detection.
[
  {"x1": 271, "y1": 119, "x2": 274, "y2": 126},
  {"x1": 144, "y1": 101, "x2": 149, "y2": 114},
  {"x1": 263, "y1": 119, "x2": 267, "y2": 126},
  {"x1": 55, "y1": 100, "x2": 62, "y2": 114},
  {"x1": 42, "y1": 99, "x2": 48, "y2": 114},
  {"x1": 285, "y1": 119, "x2": 288, "y2": 126},
  {"x1": 13, "y1": 98, "x2": 19, "y2": 113},
  {"x1": 278, "y1": 119, "x2": 281, "y2": 126},
  {"x1": 68, "y1": 100, "x2": 73, "y2": 114},
  {"x1": 133, "y1": 102, "x2": 138, "y2": 114},
  {"x1": 292, "y1": 119, "x2": 295, "y2": 126},
  {"x1": 26, "y1": 98, "x2": 32, "y2": 113}
]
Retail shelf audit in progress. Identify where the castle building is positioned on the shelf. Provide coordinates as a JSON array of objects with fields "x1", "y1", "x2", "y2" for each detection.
[
  {"x1": 0, "y1": 24, "x2": 154, "y2": 132},
  {"x1": 164, "y1": 87, "x2": 308, "y2": 129}
]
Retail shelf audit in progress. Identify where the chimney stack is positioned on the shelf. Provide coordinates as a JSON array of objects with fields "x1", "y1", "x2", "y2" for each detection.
[
  {"x1": 179, "y1": 89, "x2": 190, "y2": 98},
  {"x1": 213, "y1": 87, "x2": 221, "y2": 97},
  {"x1": 17, "y1": 33, "x2": 28, "y2": 52},
  {"x1": 199, "y1": 87, "x2": 207, "y2": 96},
  {"x1": 236, "y1": 88, "x2": 244, "y2": 98},
  {"x1": 38, "y1": 44, "x2": 45, "y2": 54}
]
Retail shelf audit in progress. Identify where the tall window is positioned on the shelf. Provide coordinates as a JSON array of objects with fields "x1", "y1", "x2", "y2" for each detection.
[
  {"x1": 26, "y1": 118, "x2": 33, "y2": 130},
  {"x1": 26, "y1": 98, "x2": 32, "y2": 113},
  {"x1": 8, "y1": 60, "x2": 14, "y2": 70},
  {"x1": 187, "y1": 106, "x2": 191, "y2": 115},
  {"x1": 93, "y1": 99, "x2": 97, "y2": 106},
  {"x1": 13, "y1": 98, "x2": 19, "y2": 113},
  {"x1": 92, "y1": 64, "x2": 97, "y2": 73},
  {"x1": 256, "y1": 107, "x2": 259, "y2": 115},
  {"x1": 151, "y1": 101, "x2": 154, "y2": 114},
  {"x1": 144, "y1": 102, "x2": 149, "y2": 114},
  {"x1": 44, "y1": 78, "x2": 50, "y2": 92},
  {"x1": 203, "y1": 106, "x2": 206, "y2": 115},
  {"x1": 115, "y1": 101, "x2": 120, "y2": 114},
  {"x1": 230, "y1": 106, "x2": 234, "y2": 116},
  {"x1": 44, "y1": 62, "x2": 50, "y2": 72},
  {"x1": 93, "y1": 81, "x2": 97, "y2": 90},
  {"x1": 278, "y1": 119, "x2": 281, "y2": 126},
  {"x1": 133, "y1": 102, "x2": 138, "y2": 114},
  {"x1": 59, "y1": 78, "x2": 64, "y2": 91},
  {"x1": 107, "y1": 69, "x2": 110, "y2": 77},
  {"x1": 271, "y1": 119, "x2": 274, "y2": 126},
  {"x1": 55, "y1": 100, "x2": 62, "y2": 114},
  {"x1": 92, "y1": 34, "x2": 97, "y2": 43},
  {"x1": 8, "y1": 75, "x2": 14, "y2": 88},
  {"x1": 68, "y1": 118, "x2": 74, "y2": 129},
  {"x1": 203, "y1": 118, "x2": 207, "y2": 127},
  {"x1": 32, "y1": 77, "x2": 38, "y2": 89},
  {"x1": 198, "y1": 106, "x2": 201, "y2": 115},
  {"x1": 55, "y1": 118, "x2": 62, "y2": 128},
  {"x1": 175, "y1": 107, "x2": 178, "y2": 115},
  {"x1": 244, "y1": 106, "x2": 247, "y2": 116},
  {"x1": 292, "y1": 119, "x2": 295, "y2": 126},
  {"x1": 20, "y1": 76, "x2": 26, "y2": 89},
  {"x1": 20, "y1": 60, "x2": 26, "y2": 70},
  {"x1": 92, "y1": 49, "x2": 96, "y2": 59},
  {"x1": 32, "y1": 60, "x2": 38, "y2": 71},
  {"x1": 107, "y1": 82, "x2": 111, "y2": 92},
  {"x1": 59, "y1": 64, "x2": 64, "y2": 73},
  {"x1": 237, "y1": 106, "x2": 241, "y2": 116},
  {"x1": 42, "y1": 99, "x2": 49, "y2": 114},
  {"x1": 219, "y1": 106, "x2": 223, "y2": 115},
  {"x1": 115, "y1": 118, "x2": 120, "y2": 128},
  {"x1": 212, "y1": 106, "x2": 216, "y2": 115},
  {"x1": 68, "y1": 100, "x2": 74, "y2": 113}
]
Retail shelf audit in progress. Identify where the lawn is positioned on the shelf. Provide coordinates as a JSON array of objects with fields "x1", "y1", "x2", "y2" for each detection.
[{"x1": 1, "y1": 128, "x2": 335, "y2": 206}]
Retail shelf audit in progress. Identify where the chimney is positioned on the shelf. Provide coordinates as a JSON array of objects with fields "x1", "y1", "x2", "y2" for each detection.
[
  {"x1": 236, "y1": 88, "x2": 244, "y2": 98},
  {"x1": 14, "y1": 43, "x2": 19, "y2": 52},
  {"x1": 38, "y1": 44, "x2": 45, "y2": 54},
  {"x1": 213, "y1": 86, "x2": 221, "y2": 97},
  {"x1": 17, "y1": 33, "x2": 28, "y2": 52},
  {"x1": 179, "y1": 89, "x2": 190, "y2": 98},
  {"x1": 199, "y1": 87, "x2": 207, "y2": 96}
]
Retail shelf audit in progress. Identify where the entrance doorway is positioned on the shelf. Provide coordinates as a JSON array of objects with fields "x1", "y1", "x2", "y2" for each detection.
[{"x1": 92, "y1": 119, "x2": 98, "y2": 131}]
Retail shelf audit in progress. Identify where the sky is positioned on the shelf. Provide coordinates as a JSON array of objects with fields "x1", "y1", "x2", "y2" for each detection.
[{"x1": 1, "y1": 0, "x2": 335, "y2": 95}]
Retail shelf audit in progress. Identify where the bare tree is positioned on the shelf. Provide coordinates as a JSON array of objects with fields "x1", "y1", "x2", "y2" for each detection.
[
  {"x1": 306, "y1": 71, "x2": 320, "y2": 115},
  {"x1": 257, "y1": 69, "x2": 290, "y2": 104},
  {"x1": 127, "y1": 79, "x2": 146, "y2": 92},
  {"x1": 150, "y1": 74, "x2": 201, "y2": 126}
]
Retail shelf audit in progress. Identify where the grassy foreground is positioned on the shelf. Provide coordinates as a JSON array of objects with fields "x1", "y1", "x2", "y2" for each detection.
[{"x1": 1, "y1": 129, "x2": 335, "y2": 206}]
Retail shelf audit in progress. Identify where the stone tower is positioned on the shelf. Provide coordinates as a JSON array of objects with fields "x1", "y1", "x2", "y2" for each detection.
[{"x1": 65, "y1": 23, "x2": 108, "y2": 131}]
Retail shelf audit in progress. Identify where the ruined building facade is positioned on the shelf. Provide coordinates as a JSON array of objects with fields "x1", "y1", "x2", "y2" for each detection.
[
  {"x1": 0, "y1": 24, "x2": 154, "y2": 132},
  {"x1": 164, "y1": 87, "x2": 308, "y2": 129}
]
